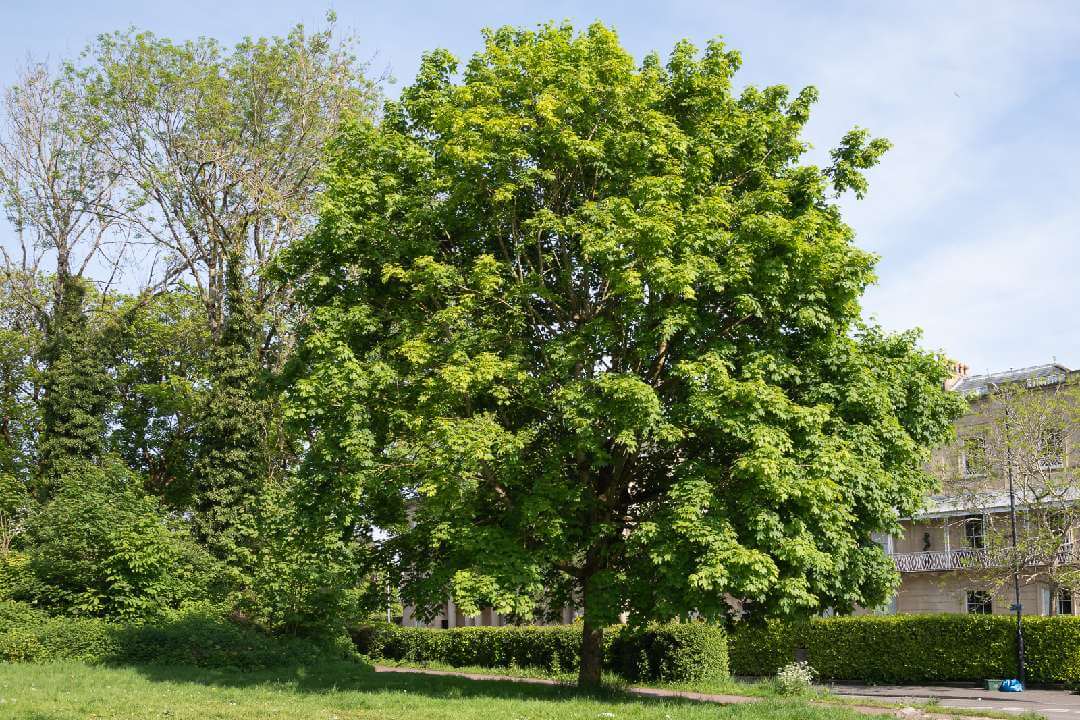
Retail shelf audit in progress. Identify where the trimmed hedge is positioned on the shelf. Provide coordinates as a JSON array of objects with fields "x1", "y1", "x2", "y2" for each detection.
[
  {"x1": 352, "y1": 622, "x2": 728, "y2": 682},
  {"x1": 610, "y1": 622, "x2": 729, "y2": 682},
  {"x1": 1023, "y1": 617, "x2": 1080, "y2": 685},
  {"x1": 0, "y1": 601, "x2": 353, "y2": 669},
  {"x1": 730, "y1": 614, "x2": 1080, "y2": 685},
  {"x1": 353, "y1": 624, "x2": 584, "y2": 673}
]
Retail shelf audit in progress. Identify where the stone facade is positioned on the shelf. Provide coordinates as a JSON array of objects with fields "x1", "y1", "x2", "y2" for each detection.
[
  {"x1": 401, "y1": 601, "x2": 578, "y2": 628},
  {"x1": 885, "y1": 362, "x2": 1079, "y2": 617}
]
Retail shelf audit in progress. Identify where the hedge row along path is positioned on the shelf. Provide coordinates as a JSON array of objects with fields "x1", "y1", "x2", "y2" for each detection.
[{"x1": 373, "y1": 665, "x2": 1022, "y2": 719}]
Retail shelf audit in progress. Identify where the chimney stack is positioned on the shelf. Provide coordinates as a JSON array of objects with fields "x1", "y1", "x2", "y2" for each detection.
[{"x1": 943, "y1": 360, "x2": 969, "y2": 391}]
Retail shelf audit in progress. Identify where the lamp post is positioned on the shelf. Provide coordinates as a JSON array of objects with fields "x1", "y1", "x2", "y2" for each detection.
[{"x1": 1000, "y1": 391, "x2": 1027, "y2": 687}]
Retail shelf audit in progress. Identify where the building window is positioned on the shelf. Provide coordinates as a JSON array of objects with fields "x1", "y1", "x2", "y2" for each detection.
[
  {"x1": 965, "y1": 515, "x2": 985, "y2": 549},
  {"x1": 1038, "y1": 428, "x2": 1066, "y2": 470},
  {"x1": 961, "y1": 435, "x2": 988, "y2": 477},
  {"x1": 1060, "y1": 590, "x2": 1074, "y2": 616},
  {"x1": 967, "y1": 590, "x2": 993, "y2": 614}
]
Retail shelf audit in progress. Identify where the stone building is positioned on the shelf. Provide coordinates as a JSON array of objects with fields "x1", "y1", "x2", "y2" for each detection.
[{"x1": 883, "y1": 362, "x2": 1080, "y2": 616}]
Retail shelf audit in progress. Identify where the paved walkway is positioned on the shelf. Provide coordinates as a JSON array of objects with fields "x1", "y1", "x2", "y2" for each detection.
[
  {"x1": 829, "y1": 682, "x2": 1080, "y2": 716},
  {"x1": 374, "y1": 665, "x2": 1045, "y2": 719}
]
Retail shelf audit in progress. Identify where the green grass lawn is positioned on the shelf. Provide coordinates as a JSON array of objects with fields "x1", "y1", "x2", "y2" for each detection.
[
  {"x1": 364, "y1": 660, "x2": 1039, "y2": 720},
  {"x1": 0, "y1": 660, "x2": 893, "y2": 720}
]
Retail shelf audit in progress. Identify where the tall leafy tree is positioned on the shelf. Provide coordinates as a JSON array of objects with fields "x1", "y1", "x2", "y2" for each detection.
[
  {"x1": 36, "y1": 276, "x2": 111, "y2": 487},
  {"x1": 190, "y1": 257, "x2": 267, "y2": 579},
  {"x1": 283, "y1": 23, "x2": 963, "y2": 685},
  {"x1": 75, "y1": 15, "x2": 376, "y2": 348},
  {"x1": 71, "y1": 17, "x2": 378, "y2": 584},
  {"x1": 0, "y1": 61, "x2": 130, "y2": 495}
]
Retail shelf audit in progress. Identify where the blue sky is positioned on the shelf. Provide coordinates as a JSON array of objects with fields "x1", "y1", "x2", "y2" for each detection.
[{"x1": 2, "y1": 1, "x2": 1079, "y2": 374}]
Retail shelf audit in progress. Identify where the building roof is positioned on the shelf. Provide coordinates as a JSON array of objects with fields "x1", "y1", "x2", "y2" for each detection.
[
  {"x1": 951, "y1": 363, "x2": 1071, "y2": 396},
  {"x1": 915, "y1": 486, "x2": 1080, "y2": 519}
]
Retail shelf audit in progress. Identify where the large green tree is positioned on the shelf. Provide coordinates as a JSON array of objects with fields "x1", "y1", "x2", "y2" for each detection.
[
  {"x1": 287, "y1": 25, "x2": 963, "y2": 686},
  {"x1": 283, "y1": 22, "x2": 964, "y2": 685}
]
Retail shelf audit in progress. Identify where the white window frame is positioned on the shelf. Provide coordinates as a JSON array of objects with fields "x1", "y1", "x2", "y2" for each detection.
[
  {"x1": 960, "y1": 434, "x2": 989, "y2": 478},
  {"x1": 1059, "y1": 589, "x2": 1074, "y2": 616},
  {"x1": 966, "y1": 589, "x2": 993, "y2": 614},
  {"x1": 1038, "y1": 429, "x2": 1067, "y2": 470}
]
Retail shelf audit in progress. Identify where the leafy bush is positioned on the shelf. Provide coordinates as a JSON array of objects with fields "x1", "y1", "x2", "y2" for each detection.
[
  {"x1": 730, "y1": 614, "x2": 1080, "y2": 685},
  {"x1": 19, "y1": 462, "x2": 230, "y2": 620},
  {"x1": 609, "y1": 623, "x2": 728, "y2": 682},
  {"x1": 728, "y1": 618, "x2": 798, "y2": 678},
  {"x1": 0, "y1": 552, "x2": 33, "y2": 601},
  {"x1": 0, "y1": 599, "x2": 44, "y2": 625},
  {"x1": 352, "y1": 622, "x2": 727, "y2": 682},
  {"x1": 1023, "y1": 616, "x2": 1080, "y2": 685},
  {"x1": 774, "y1": 660, "x2": 816, "y2": 695},
  {"x1": 353, "y1": 623, "x2": 584, "y2": 673},
  {"x1": 0, "y1": 601, "x2": 354, "y2": 669}
]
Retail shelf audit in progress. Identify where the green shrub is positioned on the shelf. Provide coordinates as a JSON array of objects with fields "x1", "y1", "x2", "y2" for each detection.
[
  {"x1": 0, "y1": 601, "x2": 352, "y2": 670},
  {"x1": 1024, "y1": 616, "x2": 1080, "y2": 685},
  {"x1": 0, "y1": 552, "x2": 34, "y2": 601},
  {"x1": 110, "y1": 610, "x2": 338, "y2": 669},
  {"x1": 0, "y1": 626, "x2": 44, "y2": 662},
  {"x1": 728, "y1": 619, "x2": 798, "y2": 678},
  {"x1": 0, "y1": 606, "x2": 115, "y2": 664},
  {"x1": 0, "y1": 599, "x2": 44, "y2": 625},
  {"x1": 352, "y1": 622, "x2": 727, "y2": 682},
  {"x1": 353, "y1": 623, "x2": 583, "y2": 673},
  {"x1": 730, "y1": 614, "x2": 1080, "y2": 685},
  {"x1": 610, "y1": 623, "x2": 728, "y2": 682},
  {"x1": 20, "y1": 462, "x2": 230, "y2": 621}
]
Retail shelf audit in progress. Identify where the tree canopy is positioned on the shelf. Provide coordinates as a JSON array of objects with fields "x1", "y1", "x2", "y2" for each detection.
[
  {"x1": 0, "y1": 17, "x2": 381, "y2": 631},
  {"x1": 281, "y1": 22, "x2": 964, "y2": 684}
]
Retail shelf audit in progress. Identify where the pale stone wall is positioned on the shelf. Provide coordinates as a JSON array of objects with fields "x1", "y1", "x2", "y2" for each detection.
[{"x1": 893, "y1": 572, "x2": 1072, "y2": 616}]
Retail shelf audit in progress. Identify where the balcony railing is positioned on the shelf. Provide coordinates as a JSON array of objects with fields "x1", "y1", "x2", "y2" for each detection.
[{"x1": 892, "y1": 542, "x2": 1080, "y2": 573}]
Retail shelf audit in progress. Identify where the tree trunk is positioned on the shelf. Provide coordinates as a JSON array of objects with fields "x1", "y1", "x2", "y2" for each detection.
[{"x1": 578, "y1": 615, "x2": 604, "y2": 687}]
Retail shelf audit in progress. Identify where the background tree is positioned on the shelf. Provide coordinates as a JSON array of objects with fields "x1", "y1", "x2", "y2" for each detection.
[
  {"x1": 76, "y1": 15, "x2": 375, "y2": 350},
  {"x1": 0, "y1": 61, "x2": 223, "y2": 617},
  {"x1": 950, "y1": 376, "x2": 1080, "y2": 611},
  {"x1": 71, "y1": 17, "x2": 378, "y2": 584},
  {"x1": 0, "y1": 61, "x2": 128, "y2": 493},
  {"x1": 109, "y1": 286, "x2": 210, "y2": 508},
  {"x1": 0, "y1": 19, "x2": 385, "y2": 626},
  {"x1": 282, "y1": 22, "x2": 964, "y2": 685}
]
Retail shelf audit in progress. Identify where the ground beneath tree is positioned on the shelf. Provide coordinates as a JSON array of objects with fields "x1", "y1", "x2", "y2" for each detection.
[{"x1": 377, "y1": 665, "x2": 1060, "y2": 719}]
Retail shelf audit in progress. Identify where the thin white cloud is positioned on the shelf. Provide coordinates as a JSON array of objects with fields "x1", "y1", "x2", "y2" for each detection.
[
  {"x1": 782, "y1": 2, "x2": 1080, "y2": 369},
  {"x1": 864, "y1": 204, "x2": 1080, "y2": 372}
]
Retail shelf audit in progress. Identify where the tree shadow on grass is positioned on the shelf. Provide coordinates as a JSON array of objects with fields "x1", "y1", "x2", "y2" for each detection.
[
  {"x1": 126, "y1": 660, "x2": 708, "y2": 710},
  {"x1": 91, "y1": 615, "x2": 704, "y2": 709}
]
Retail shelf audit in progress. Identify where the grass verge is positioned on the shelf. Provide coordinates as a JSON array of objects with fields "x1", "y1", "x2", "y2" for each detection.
[
  {"x1": 373, "y1": 659, "x2": 1044, "y2": 720},
  {"x1": 0, "y1": 659, "x2": 895, "y2": 720}
]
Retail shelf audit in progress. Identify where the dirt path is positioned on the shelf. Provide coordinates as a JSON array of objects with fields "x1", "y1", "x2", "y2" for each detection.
[{"x1": 372, "y1": 665, "x2": 1011, "y2": 719}]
